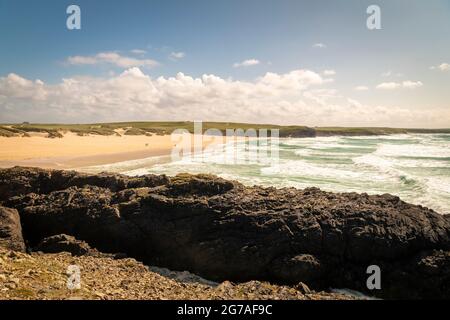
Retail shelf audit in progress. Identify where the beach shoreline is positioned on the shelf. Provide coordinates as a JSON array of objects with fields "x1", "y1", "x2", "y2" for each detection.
[
  {"x1": 0, "y1": 132, "x2": 226, "y2": 170},
  {"x1": 1, "y1": 122, "x2": 448, "y2": 170}
]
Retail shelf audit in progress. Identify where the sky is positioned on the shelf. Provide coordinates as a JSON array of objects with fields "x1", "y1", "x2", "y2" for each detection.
[{"x1": 0, "y1": 0, "x2": 449, "y2": 127}]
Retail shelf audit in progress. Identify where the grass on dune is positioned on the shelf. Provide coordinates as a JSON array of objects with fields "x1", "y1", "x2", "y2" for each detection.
[{"x1": 1, "y1": 122, "x2": 449, "y2": 138}]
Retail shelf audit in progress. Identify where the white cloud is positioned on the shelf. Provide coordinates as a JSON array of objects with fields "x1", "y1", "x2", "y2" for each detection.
[
  {"x1": 0, "y1": 73, "x2": 47, "y2": 101},
  {"x1": 66, "y1": 52, "x2": 159, "y2": 68},
  {"x1": 323, "y1": 70, "x2": 336, "y2": 76},
  {"x1": 169, "y1": 52, "x2": 186, "y2": 61},
  {"x1": 303, "y1": 88, "x2": 340, "y2": 106},
  {"x1": 402, "y1": 80, "x2": 423, "y2": 89},
  {"x1": 376, "y1": 82, "x2": 401, "y2": 90},
  {"x1": 233, "y1": 59, "x2": 260, "y2": 68},
  {"x1": 354, "y1": 86, "x2": 369, "y2": 91},
  {"x1": 67, "y1": 56, "x2": 97, "y2": 65},
  {"x1": 312, "y1": 43, "x2": 326, "y2": 48},
  {"x1": 376, "y1": 81, "x2": 423, "y2": 90},
  {"x1": 0, "y1": 69, "x2": 447, "y2": 127},
  {"x1": 439, "y1": 63, "x2": 450, "y2": 71},
  {"x1": 130, "y1": 49, "x2": 147, "y2": 55},
  {"x1": 382, "y1": 71, "x2": 403, "y2": 77},
  {"x1": 0, "y1": 68, "x2": 326, "y2": 123},
  {"x1": 430, "y1": 63, "x2": 450, "y2": 71}
]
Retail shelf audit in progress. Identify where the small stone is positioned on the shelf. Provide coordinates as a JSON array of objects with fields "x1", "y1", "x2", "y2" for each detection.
[
  {"x1": 6, "y1": 251, "x2": 17, "y2": 258},
  {"x1": 5, "y1": 282, "x2": 17, "y2": 289},
  {"x1": 37, "y1": 289, "x2": 49, "y2": 294},
  {"x1": 24, "y1": 269, "x2": 35, "y2": 276},
  {"x1": 294, "y1": 282, "x2": 311, "y2": 294}
]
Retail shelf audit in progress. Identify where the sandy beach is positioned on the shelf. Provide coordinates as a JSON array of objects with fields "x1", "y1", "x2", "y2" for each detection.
[{"x1": 0, "y1": 132, "x2": 226, "y2": 169}]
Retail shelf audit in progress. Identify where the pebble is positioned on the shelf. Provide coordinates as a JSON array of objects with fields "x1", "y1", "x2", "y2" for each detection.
[{"x1": 5, "y1": 282, "x2": 17, "y2": 289}]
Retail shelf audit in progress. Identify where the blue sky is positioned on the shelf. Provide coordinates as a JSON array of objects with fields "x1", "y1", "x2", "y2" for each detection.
[{"x1": 0, "y1": 0, "x2": 449, "y2": 126}]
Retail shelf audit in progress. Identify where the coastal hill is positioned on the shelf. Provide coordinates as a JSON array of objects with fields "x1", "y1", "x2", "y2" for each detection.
[
  {"x1": 1, "y1": 167, "x2": 449, "y2": 299},
  {"x1": 1, "y1": 122, "x2": 450, "y2": 138}
]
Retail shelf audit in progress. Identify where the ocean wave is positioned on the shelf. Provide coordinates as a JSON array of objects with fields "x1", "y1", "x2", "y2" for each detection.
[
  {"x1": 79, "y1": 155, "x2": 171, "y2": 174},
  {"x1": 375, "y1": 143, "x2": 450, "y2": 158},
  {"x1": 85, "y1": 134, "x2": 449, "y2": 214},
  {"x1": 261, "y1": 159, "x2": 365, "y2": 180}
]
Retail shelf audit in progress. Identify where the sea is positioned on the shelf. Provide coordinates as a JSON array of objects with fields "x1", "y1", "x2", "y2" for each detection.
[{"x1": 82, "y1": 134, "x2": 450, "y2": 215}]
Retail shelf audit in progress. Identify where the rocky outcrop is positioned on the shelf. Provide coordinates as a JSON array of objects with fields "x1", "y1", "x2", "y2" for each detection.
[
  {"x1": 0, "y1": 166, "x2": 169, "y2": 202},
  {"x1": 34, "y1": 234, "x2": 127, "y2": 259},
  {"x1": 35, "y1": 234, "x2": 96, "y2": 256},
  {"x1": 0, "y1": 206, "x2": 25, "y2": 252},
  {"x1": 1, "y1": 167, "x2": 449, "y2": 299}
]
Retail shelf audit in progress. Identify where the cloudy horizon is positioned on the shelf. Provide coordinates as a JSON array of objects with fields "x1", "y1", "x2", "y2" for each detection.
[{"x1": 0, "y1": 0, "x2": 449, "y2": 128}]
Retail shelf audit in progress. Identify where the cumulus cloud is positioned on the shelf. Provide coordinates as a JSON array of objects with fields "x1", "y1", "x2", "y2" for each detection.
[
  {"x1": 354, "y1": 86, "x2": 369, "y2": 91},
  {"x1": 303, "y1": 88, "x2": 340, "y2": 106},
  {"x1": 430, "y1": 63, "x2": 450, "y2": 72},
  {"x1": 66, "y1": 52, "x2": 159, "y2": 68},
  {"x1": 169, "y1": 52, "x2": 186, "y2": 61},
  {"x1": 0, "y1": 73, "x2": 47, "y2": 101},
  {"x1": 0, "y1": 69, "x2": 447, "y2": 127},
  {"x1": 376, "y1": 81, "x2": 423, "y2": 90},
  {"x1": 312, "y1": 43, "x2": 326, "y2": 48},
  {"x1": 233, "y1": 59, "x2": 260, "y2": 68}
]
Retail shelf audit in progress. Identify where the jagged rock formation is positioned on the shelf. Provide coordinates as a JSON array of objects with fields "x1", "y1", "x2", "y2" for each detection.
[
  {"x1": 35, "y1": 234, "x2": 97, "y2": 256},
  {"x1": 1, "y1": 167, "x2": 449, "y2": 299}
]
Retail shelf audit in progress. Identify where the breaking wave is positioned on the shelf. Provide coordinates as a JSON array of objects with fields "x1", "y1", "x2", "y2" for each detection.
[{"x1": 84, "y1": 134, "x2": 450, "y2": 214}]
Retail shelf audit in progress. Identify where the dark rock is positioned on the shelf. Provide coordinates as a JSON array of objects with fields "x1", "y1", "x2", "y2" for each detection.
[
  {"x1": 167, "y1": 173, "x2": 236, "y2": 196},
  {"x1": 1, "y1": 167, "x2": 449, "y2": 299},
  {"x1": 35, "y1": 234, "x2": 92, "y2": 256},
  {"x1": 34, "y1": 234, "x2": 127, "y2": 259},
  {"x1": 0, "y1": 206, "x2": 26, "y2": 252},
  {"x1": 0, "y1": 166, "x2": 169, "y2": 202},
  {"x1": 271, "y1": 254, "x2": 322, "y2": 285}
]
